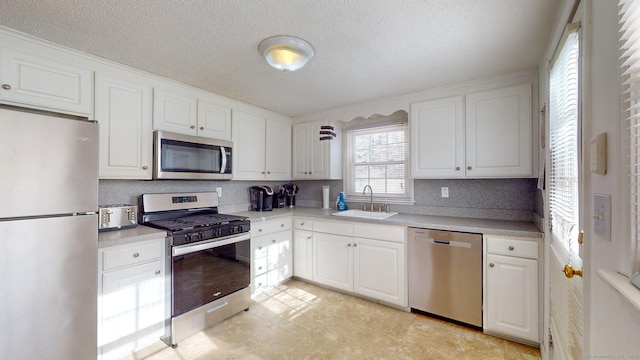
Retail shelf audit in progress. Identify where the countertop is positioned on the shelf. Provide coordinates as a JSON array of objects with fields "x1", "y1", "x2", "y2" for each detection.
[
  {"x1": 233, "y1": 207, "x2": 543, "y2": 238},
  {"x1": 99, "y1": 207, "x2": 543, "y2": 248}
]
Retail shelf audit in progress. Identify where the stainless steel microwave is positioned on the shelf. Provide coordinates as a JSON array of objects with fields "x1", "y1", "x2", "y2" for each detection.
[{"x1": 153, "y1": 131, "x2": 232, "y2": 180}]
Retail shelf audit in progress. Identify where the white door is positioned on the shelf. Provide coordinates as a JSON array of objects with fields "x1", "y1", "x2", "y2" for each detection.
[
  {"x1": 313, "y1": 232, "x2": 352, "y2": 292},
  {"x1": 153, "y1": 87, "x2": 197, "y2": 135},
  {"x1": 265, "y1": 118, "x2": 292, "y2": 180},
  {"x1": 547, "y1": 24, "x2": 583, "y2": 360},
  {"x1": 197, "y1": 99, "x2": 231, "y2": 140},
  {"x1": 232, "y1": 110, "x2": 266, "y2": 179}
]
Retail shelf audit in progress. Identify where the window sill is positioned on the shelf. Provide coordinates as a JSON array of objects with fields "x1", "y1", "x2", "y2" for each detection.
[{"x1": 596, "y1": 269, "x2": 640, "y2": 313}]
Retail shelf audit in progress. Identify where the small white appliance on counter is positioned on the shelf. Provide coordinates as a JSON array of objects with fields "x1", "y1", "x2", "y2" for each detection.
[{"x1": 98, "y1": 204, "x2": 138, "y2": 232}]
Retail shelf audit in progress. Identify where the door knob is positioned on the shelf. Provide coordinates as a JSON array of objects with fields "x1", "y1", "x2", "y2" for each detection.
[{"x1": 563, "y1": 264, "x2": 583, "y2": 278}]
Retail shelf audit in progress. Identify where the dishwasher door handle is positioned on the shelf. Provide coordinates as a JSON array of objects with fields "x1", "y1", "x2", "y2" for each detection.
[
  {"x1": 414, "y1": 237, "x2": 473, "y2": 249},
  {"x1": 434, "y1": 240, "x2": 450, "y2": 245}
]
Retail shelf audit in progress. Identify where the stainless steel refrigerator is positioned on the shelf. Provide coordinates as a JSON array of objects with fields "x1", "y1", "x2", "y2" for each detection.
[{"x1": 0, "y1": 105, "x2": 98, "y2": 359}]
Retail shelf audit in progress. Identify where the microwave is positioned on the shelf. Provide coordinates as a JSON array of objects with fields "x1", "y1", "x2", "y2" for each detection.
[{"x1": 153, "y1": 131, "x2": 232, "y2": 180}]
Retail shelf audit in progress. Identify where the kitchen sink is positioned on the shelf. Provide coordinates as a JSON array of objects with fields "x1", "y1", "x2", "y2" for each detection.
[{"x1": 331, "y1": 209, "x2": 398, "y2": 220}]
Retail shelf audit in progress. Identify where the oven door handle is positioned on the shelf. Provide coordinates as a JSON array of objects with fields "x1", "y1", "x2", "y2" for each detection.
[{"x1": 172, "y1": 233, "x2": 250, "y2": 256}]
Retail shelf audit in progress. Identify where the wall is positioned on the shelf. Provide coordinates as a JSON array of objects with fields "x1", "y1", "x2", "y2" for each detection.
[
  {"x1": 100, "y1": 177, "x2": 537, "y2": 221},
  {"x1": 582, "y1": 0, "x2": 640, "y2": 357}
]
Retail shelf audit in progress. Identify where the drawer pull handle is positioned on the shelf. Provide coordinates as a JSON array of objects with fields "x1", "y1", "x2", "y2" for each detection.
[
  {"x1": 489, "y1": 263, "x2": 495, "y2": 267},
  {"x1": 2, "y1": 84, "x2": 11, "y2": 90},
  {"x1": 155, "y1": 270, "x2": 161, "y2": 275},
  {"x1": 508, "y1": 246, "x2": 515, "y2": 251},
  {"x1": 133, "y1": 252, "x2": 140, "y2": 258}
]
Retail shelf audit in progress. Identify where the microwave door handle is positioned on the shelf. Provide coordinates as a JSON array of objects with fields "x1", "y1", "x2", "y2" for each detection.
[{"x1": 220, "y1": 147, "x2": 227, "y2": 174}]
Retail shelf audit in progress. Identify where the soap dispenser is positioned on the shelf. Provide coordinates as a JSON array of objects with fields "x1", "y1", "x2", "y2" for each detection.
[{"x1": 337, "y1": 192, "x2": 348, "y2": 211}]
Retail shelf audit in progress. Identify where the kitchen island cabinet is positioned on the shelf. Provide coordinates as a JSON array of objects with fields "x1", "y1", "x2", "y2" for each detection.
[{"x1": 98, "y1": 237, "x2": 166, "y2": 360}]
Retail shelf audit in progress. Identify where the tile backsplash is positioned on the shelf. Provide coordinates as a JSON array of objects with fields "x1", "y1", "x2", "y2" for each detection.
[{"x1": 100, "y1": 178, "x2": 538, "y2": 221}]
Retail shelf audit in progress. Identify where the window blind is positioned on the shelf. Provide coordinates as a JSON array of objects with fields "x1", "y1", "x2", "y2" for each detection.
[
  {"x1": 346, "y1": 123, "x2": 412, "y2": 201},
  {"x1": 549, "y1": 27, "x2": 580, "y2": 256},
  {"x1": 619, "y1": 0, "x2": 640, "y2": 270}
]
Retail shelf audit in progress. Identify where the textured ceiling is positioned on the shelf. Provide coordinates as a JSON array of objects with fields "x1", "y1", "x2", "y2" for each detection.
[{"x1": 0, "y1": 0, "x2": 560, "y2": 117}]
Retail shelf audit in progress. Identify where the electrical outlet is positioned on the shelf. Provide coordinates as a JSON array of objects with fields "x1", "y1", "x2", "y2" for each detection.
[
  {"x1": 593, "y1": 194, "x2": 610, "y2": 240},
  {"x1": 441, "y1": 187, "x2": 449, "y2": 198},
  {"x1": 216, "y1": 187, "x2": 222, "y2": 197}
]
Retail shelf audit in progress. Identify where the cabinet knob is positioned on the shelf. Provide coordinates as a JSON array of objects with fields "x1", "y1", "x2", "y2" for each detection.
[
  {"x1": 258, "y1": 246, "x2": 262, "y2": 250},
  {"x1": 456, "y1": 166, "x2": 461, "y2": 171},
  {"x1": 142, "y1": 166, "x2": 148, "y2": 170},
  {"x1": 267, "y1": 171, "x2": 271, "y2": 174},
  {"x1": 353, "y1": 243, "x2": 358, "y2": 247},
  {"x1": 200, "y1": 126, "x2": 204, "y2": 130},
  {"x1": 258, "y1": 229, "x2": 263, "y2": 232},
  {"x1": 304, "y1": 172, "x2": 308, "y2": 174},
  {"x1": 259, "y1": 266, "x2": 263, "y2": 270},
  {"x1": 1, "y1": 84, "x2": 10, "y2": 90},
  {"x1": 280, "y1": 224, "x2": 284, "y2": 227},
  {"x1": 261, "y1": 171, "x2": 265, "y2": 174},
  {"x1": 272, "y1": 239, "x2": 276, "y2": 243},
  {"x1": 190, "y1": 125, "x2": 195, "y2": 129},
  {"x1": 307, "y1": 236, "x2": 312, "y2": 240},
  {"x1": 133, "y1": 252, "x2": 140, "y2": 258},
  {"x1": 347, "y1": 243, "x2": 352, "y2": 247},
  {"x1": 467, "y1": 166, "x2": 472, "y2": 170},
  {"x1": 489, "y1": 263, "x2": 495, "y2": 267},
  {"x1": 309, "y1": 172, "x2": 312, "y2": 175},
  {"x1": 300, "y1": 222, "x2": 305, "y2": 226},
  {"x1": 155, "y1": 270, "x2": 161, "y2": 275},
  {"x1": 508, "y1": 246, "x2": 515, "y2": 251}
]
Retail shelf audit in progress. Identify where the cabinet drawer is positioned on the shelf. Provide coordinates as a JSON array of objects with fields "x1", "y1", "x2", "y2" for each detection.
[
  {"x1": 102, "y1": 240, "x2": 164, "y2": 271},
  {"x1": 251, "y1": 218, "x2": 292, "y2": 236},
  {"x1": 252, "y1": 235, "x2": 270, "y2": 258},
  {"x1": 313, "y1": 220, "x2": 353, "y2": 236},
  {"x1": 294, "y1": 217, "x2": 313, "y2": 230},
  {"x1": 353, "y1": 223, "x2": 405, "y2": 243},
  {"x1": 486, "y1": 236, "x2": 539, "y2": 259},
  {"x1": 254, "y1": 257, "x2": 268, "y2": 275}
]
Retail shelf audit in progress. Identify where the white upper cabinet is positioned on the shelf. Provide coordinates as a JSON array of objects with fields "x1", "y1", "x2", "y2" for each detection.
[
  {"x1": 197, "y1": 98, "x2": 232, "y2": 140},
  {"x1": 0, "y1": 47, "x2": 91, "y2": 115},
  {"x1": 292, "y1": 120, "x2": 342, "y2": 180},
  {"x1": 95, "y1": 71, "x2": 153, "y2": 179},
  {"x1": 153, "y1": 84, "x2": 232, "y2": 140},
  {"x1": 410, "y1": 83, "x2": 533, "y2": 178},
  {"x1": 465, "y1": 83, "x2": 532, "y2": 177},
  {"x1": 153, "y1": 86, "x2": 198, "y2": 135},
  {"x1": 410, "y1": 96, "x2": 465, "y2": 178},
  {"x1": 232, "y1": 109, "x2": 291, "y2": 180}
]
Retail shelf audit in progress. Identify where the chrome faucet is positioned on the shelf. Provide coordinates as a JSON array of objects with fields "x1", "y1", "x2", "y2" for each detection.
[{"x1": 362, "y1": 185, "x2": 374, "y2": 211}]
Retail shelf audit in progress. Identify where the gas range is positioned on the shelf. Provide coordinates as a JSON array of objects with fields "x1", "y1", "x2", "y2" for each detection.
[{"x1": 139, "y1": 192, "x2": 250, "y2": 246}]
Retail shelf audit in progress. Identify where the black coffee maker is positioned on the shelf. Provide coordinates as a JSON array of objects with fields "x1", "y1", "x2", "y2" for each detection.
[{"x1": 249, "y1": 185, "x2": 274, "y2": 211}]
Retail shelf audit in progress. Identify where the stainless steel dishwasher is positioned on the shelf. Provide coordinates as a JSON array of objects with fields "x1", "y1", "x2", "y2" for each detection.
[{"x1": 408, "y1": 228, "x2": 483, "y2": 328}]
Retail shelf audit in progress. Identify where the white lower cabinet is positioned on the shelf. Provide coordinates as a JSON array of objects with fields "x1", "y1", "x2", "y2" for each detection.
[
  {"x1": 484, "y1": 235, "x2": 540, "y2": 344},
  {"x1": 251, "y1": 217, "x2": 293, "y2": 294},
  {"x1": 307, "y1": 219, "x2": 407, "y2": 307},
  {"x1": 98, "y1": 238, "x2": 166, "y2": 360},
  {"x1": 293, "y1": 228, "x2": 314, "y2": 281}
]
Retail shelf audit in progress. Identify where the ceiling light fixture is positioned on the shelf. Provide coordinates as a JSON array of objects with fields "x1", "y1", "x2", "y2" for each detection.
[{"x1": 258, "y1": 35, "x2": 314, "y2": 72}]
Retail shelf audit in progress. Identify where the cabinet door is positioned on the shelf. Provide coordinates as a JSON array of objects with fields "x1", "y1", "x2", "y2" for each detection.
[
  {"x1": 0, "y1": 47, "x2": 91, "y2": 115},
  {"x1": 232, "y1": 110, "x2": 266, "y2": 180},
  {"x1": 486, "y1": 253, "x2": 538, "y2": 342},
  {"x1": 95, "y1": 72, "x2": 153, "y2": 179},
  {"x1": 410, "y1": 96, "x2": 464, "y2": 178},
  {"x1": 272, "y1": 230, "x2": 293, "y2": 284},
  {"x1": 197, "y1": 99, "x2": 231, "y2": 140},
  {"x1": 293, "y1": 229, "x2": 313, "y2": 280},
  {"x1": 309, "y1": 121, "x2": 331, "y2": 179},
  {"x1": 353, "y1": 237, "x2": 406, "y2": 306},
  {"x1": 100, "y1": 260, "x2": 164, "y2": 360},
  {"x1": 265, "y1": 118, "x2": 292, "y2": 180},
  {"x1": 292, "y1": 123, "x2": 310, "y2": 179},
  {"x1": 153, "y1": 87, "x2": 197, "y2": 135},
  {"x1": 465, "y1": 83, "x2": 532, "y2": 177},
  {"x1": 313, "y1": 232, "x2": 353, "y2": 292}
]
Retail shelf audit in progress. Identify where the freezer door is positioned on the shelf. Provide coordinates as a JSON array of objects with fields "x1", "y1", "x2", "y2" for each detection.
[
  {"x1": 0, "y1": 106, "x2": 98, "y2": 218},
  {"x1": 0, "y1": 215, "x2": 98, "y2": 360}
]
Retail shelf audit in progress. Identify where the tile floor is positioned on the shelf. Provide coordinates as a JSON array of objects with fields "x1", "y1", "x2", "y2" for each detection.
[{"x1": 125, "y1": 279, "x2": 541, "y2": 360}]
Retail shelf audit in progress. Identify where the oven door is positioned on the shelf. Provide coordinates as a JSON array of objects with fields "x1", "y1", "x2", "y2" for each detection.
[
  {"x1": 154, "y1": 130, "x2": 232, "y2": 180},
  {"x1": 171, "y1": 233, "x2": 250, "y2": 316}
]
